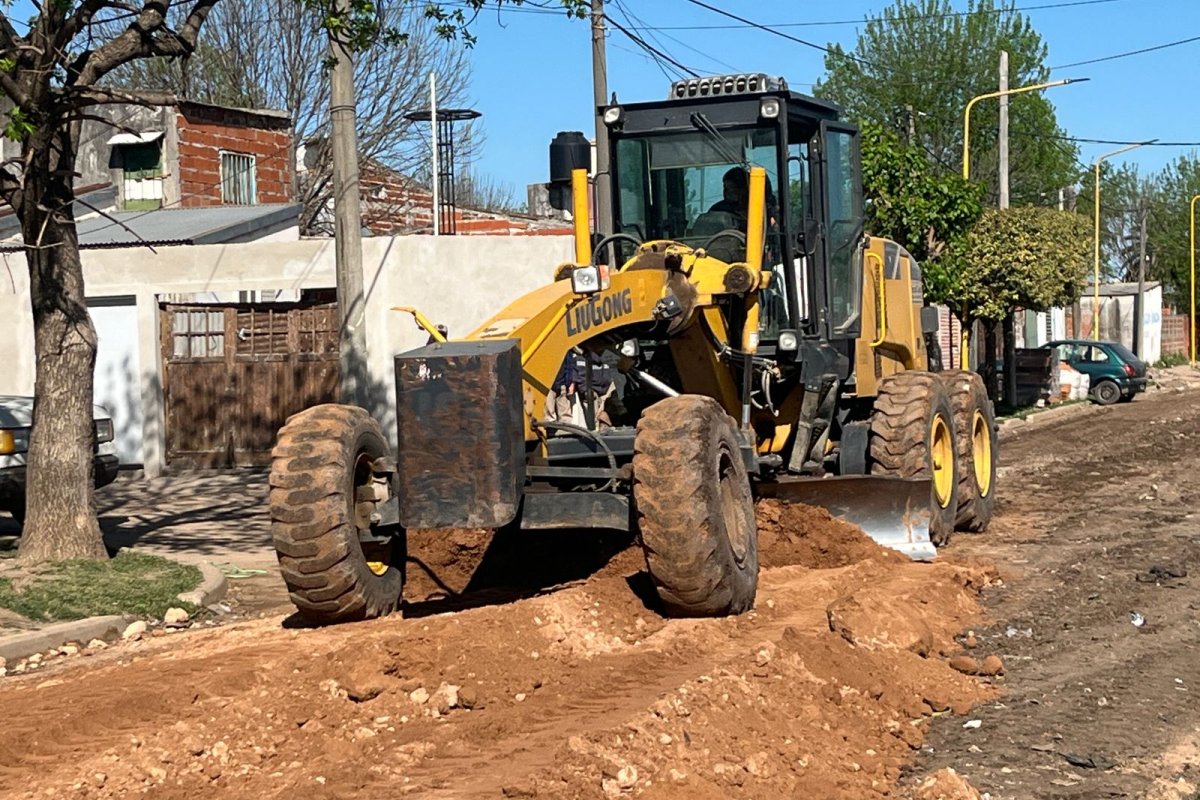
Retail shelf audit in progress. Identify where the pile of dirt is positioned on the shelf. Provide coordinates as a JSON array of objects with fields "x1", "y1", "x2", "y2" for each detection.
[
  {"x1": 0, "y1": 545, "x2": 1000, "y2": 800},
  {"x1": 756, "y1": 499, "x2": 905, "y2": 569}
]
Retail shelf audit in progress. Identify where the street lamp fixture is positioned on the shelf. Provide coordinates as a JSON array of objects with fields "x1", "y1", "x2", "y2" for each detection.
[
  {"x1": 1091, "y1": 140, "x2": 1157, "y2": 340},
  {"x1": 961, "y1": 77, "x2": 1088, "y2": 180},
  {"x1": 956, "y1": 76, "x2": 1087, "y2": 369}
]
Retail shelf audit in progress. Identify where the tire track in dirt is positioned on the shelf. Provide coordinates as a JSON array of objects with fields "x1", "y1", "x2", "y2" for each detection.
[{"x1": 916, "y1": 387, "x2": 1200, "y2": 799}]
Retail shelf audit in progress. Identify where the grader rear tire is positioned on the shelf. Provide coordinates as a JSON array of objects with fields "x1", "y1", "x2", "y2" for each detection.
[
  {"x1": 269, "y1": 404, "x2": 404, "y2": 625},
  {"x1": 633, "y1": 395, "x2": 758, "y2": 617},
  {"x1": 938, "y1": 370, "x2": 997, "y2": 532},
  {"x1": 869, "y1": 372, "x2": 959, "y2": 547}
]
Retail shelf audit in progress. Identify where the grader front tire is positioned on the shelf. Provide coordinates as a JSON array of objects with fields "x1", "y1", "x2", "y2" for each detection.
[
  {"x1": 869, "y1": 373, "x2": 960, "y2": 547},
  {"x1": 633, "y1": 395, "x2": 758, "y2": 617},
  {"x1": 269, "y1": 404, "x2": 404, "y2": 625},
  {"x1": 938, "y1": 370, "x2": 997, "y2": 532}
]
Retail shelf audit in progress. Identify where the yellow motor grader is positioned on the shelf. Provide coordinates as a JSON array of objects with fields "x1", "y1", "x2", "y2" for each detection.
[{"x1": 268, "y1": 73, "x2": 997, "y2": 624}]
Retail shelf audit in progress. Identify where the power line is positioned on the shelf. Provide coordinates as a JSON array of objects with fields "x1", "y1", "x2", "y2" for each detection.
[
  {"x1": 631, "y1": 0, "x2": 1127, "y2": 30},
  {"x1": 603, "y1": 12, "x2": 699, "y2": 78},
  {"x1": 677, "y1": 0, "x2": 878, "y2": 68},
  {"x1": 611, "y1": 0, "x2": 741, "y2": 76},
  {"x1": 1049, "y1": 33, "x2": 1200, "y2": 70},
  {"x1": 1057, "y1": 135, "x2": 1200, "y2": 147}
]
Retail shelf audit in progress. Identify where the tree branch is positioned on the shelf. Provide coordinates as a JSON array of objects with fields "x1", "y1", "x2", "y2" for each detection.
[
  {"x1": 0, "y1": 69, "x2": 30, "y2": 108},
  {"x1": 66, "y1": 84, "x2": 180, "y2": 109},
  {"x1": 73, "y1": 0, "x2": 219, "y2": 86}
]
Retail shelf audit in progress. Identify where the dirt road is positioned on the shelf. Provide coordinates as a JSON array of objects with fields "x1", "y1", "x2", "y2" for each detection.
[
  {"x1": 915, "y1": 385, "x2": 1200, "y2": 799},
  {"x1": 0, "y1": 385, "x2": 1196, "y2": 799}
]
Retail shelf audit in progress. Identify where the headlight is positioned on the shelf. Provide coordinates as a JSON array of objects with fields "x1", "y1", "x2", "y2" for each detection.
[
  {"x1": 570, "y1": 265, "x2": 610, "y2": 295},
  {"x1": 759, "y1": 98, "x2": 781, "y2": 119},
  {"x1": 778, "y1": 330, "x2": 799, "y2": 352},
  {"x1": 603, "y1": 106, "x2": 623, "y2": 126},
  {"x1": 95, "y1": 419, "x2": 114, "y2": 444},
  {"x1": 0, "y1": 427, "x2": 31, "y2": 455},
  {"x1": 619, "y1": 339, "x2": 639, "y2": 357}
]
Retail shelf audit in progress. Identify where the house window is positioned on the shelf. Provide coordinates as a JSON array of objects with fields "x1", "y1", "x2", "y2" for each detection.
[
  {"x1": 220, "y1": 151, "x2": 257, "y2": 205},
  {"x1": 119, "y1": 141, "x2": 164, "y2": 211},
  {"x1": 171, "y1": 308, "x2": 226, "y2": 359}
]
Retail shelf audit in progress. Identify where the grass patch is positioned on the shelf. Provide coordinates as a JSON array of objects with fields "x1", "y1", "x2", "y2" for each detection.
[
  {"x1": 997, "y1": 398, "x2": 1087, "y2": 422},
  {"x1": 1154, "y1": 352, "x2": 1190, "y2": 368},
  {"x1": 0, "y1": 551, "x2": 201, "y2": 622}
]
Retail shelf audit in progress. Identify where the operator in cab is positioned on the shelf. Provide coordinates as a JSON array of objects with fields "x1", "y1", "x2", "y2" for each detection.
[{"x1": 708, "y1": 167, "x2": 749, "y2": 218}]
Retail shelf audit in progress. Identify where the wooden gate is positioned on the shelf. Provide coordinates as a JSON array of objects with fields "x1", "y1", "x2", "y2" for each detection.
[{"x1": 161, "y1": 302, "x2": 340, "y2": 468}]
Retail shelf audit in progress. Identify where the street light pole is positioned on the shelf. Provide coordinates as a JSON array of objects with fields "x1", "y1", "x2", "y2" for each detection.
[
  {"x1": 1190, "y1": 194, "x2": 1200, "y2": 366},
  {"x1": 1091, "y1": 141, "x2": 1155, "y2": 341},
  {"x1": 959, "y1": 76, "x2": 1086, "y2": 370}
]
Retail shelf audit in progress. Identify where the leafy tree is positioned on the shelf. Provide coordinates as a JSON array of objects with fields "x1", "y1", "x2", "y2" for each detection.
[
  {"x1": 2, "y1": 0, "x2": 584, "y2": 565},
  {"x1": 816, "y1": 0, "x2": 1079, "y2": 208},
  {"x1": 1075, "y1": 162, "x2": 1153, "y2": 284},
  {"x1": 1144, "y1": 153, "x2": 1200, "y2": 308},
  {"x1": 859, "y1": 122, "x2": 984, "y2": 303},
  {"x1": 956, "y1": 207, "x2": 1091, "y2": 321}
]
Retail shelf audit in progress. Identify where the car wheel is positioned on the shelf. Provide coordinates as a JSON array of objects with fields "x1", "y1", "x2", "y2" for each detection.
[{"x1": 1091, "y1": 380, "x2": 1120, "y2": 406}]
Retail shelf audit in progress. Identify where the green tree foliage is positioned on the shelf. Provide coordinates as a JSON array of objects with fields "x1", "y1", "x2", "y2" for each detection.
[
  {"x1": 1074, "y1": 154, "x2": 1200, "y2": 308},
  {"x1": 859, "y1": 122, "x2": 983, "y2": 303},
  {"x1": 815, "y1": 0, "x2": 1079, "y2": 207},
  {"x1": 1144, "y1": 154, "x2": 1200, "y2": 308},
  {"x1": 956, "y1": 207, "x2": 1091, "y2": 321}
]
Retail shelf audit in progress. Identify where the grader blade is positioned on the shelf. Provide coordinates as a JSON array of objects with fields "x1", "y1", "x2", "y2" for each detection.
[{"x1": 761, "y1": 476, "x2": 938, "y2": 561}]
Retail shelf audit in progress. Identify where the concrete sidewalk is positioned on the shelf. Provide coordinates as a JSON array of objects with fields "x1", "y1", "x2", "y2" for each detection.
[
  {"x1": 1, "y1": 469, "x2": 277, "y2": 571},
  {"x1": 96, "y1": 470, "x2": 276, "y2": 570}
]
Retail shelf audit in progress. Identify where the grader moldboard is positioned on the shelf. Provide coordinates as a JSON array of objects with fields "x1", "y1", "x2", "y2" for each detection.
[{"x1": 269, "y1": 74, "x2": 998, "y2": 624}]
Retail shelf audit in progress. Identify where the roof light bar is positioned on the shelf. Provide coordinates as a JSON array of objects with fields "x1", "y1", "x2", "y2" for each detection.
[{"x1": 668, "y1": 73, "x2": 788, "y2": 100}]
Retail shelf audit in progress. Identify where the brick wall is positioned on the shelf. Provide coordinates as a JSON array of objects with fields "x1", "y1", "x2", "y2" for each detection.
[
  {"x1": 356, "y1": 163, "x2": 573, "y2": 237},
  {"x1": 175, "y1": 104, "x2": 293, "y2": 207},
  {"x1": 1163, "y1": 313, "x2": 1190, "y2": 357}
]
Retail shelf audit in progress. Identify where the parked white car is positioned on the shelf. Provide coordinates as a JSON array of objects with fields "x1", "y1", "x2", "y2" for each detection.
[{"x1": 0, "y1": 396, "x2": 119, "y2": 527}]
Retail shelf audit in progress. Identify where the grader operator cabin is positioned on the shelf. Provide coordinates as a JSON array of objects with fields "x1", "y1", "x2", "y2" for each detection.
[{"x1": 267, "y1": 73, "x2": 999, "y2": 625}]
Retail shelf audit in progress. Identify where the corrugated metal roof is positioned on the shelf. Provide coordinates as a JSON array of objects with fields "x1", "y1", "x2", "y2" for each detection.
[{"x1": 0, "y1": 202, "x2": 301, "y2": 250}]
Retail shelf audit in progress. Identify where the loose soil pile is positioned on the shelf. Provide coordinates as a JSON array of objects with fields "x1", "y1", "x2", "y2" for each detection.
[{"x1": 0, "y1": 502, "x2": 1000, "y2": 799}]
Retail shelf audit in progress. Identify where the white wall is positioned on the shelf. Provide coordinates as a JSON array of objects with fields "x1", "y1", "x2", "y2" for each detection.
[
  {"x1": 0, "y1": 235, "x2": 574, "y2": 475},
  {"x1": 1078, "y1": 286, "x2": 1163, "y2": 363}
]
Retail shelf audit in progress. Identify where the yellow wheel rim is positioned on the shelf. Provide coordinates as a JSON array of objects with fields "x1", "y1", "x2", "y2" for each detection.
[
  {"x1": 930, "y1": 415, "x2": 954, "y2": 509},
  {"x1": 366, "y1": 560, "x2": 388, "y2": 576},
  {"x1": 972, "y1": 409, "x2": 993, "y2": 497}
]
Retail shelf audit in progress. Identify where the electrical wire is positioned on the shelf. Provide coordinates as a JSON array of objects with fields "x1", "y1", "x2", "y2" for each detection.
[{"x1": 1049, "y1": 33, "x2": 1200, "y2": 70}]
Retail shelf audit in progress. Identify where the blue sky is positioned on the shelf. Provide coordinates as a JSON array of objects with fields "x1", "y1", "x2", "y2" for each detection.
[{"x1": 461, "y1": 0, "x2": 1200, "y2": 193}]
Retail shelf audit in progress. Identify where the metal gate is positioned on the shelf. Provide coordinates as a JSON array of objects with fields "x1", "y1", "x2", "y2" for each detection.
[{"x1": 161, "y1": 302, "x2": 340, "y2": 467}]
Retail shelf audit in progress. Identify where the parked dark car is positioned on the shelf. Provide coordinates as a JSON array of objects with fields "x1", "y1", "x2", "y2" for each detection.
[{"x1": 1043, "y1": 339, "x2": 1149, "y2": 405}]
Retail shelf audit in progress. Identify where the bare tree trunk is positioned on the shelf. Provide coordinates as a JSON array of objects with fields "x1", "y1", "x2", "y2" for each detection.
[
  {"x1": 982, "y1": 319, "x2": 999, "y2": 401},
  {"x1": 16, "y1": 127, "x2": 106, "y2": 565},
  {"x1": 1002, "y1": 313, "x2": 1018, "y2": 410}
]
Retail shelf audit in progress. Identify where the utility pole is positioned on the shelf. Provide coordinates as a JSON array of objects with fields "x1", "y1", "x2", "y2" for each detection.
[
  {"x1": 904, "y1": 104, "x2": 916, "y2": 144},
  {"x1": 591, "y1": 0, "x2": 612, "y2": 235},
  {"x1": 330, "y1": 0, "x2": 368, "y2": 406},
  {"x1": 998, "y1": 50, "x2": 1009, "y2": 209},
  {"x1": 1134, "y1": 205, "x2": 1148, "y2": 358},
  {"x1": 998, "y1": 50, "x2": 1018, "y2": 405}
]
